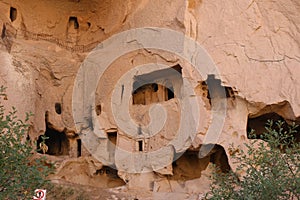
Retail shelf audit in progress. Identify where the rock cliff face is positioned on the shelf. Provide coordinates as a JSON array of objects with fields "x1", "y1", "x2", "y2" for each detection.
[{"x1": 0, "y1": 0, "x2": 299, "y2": 198}]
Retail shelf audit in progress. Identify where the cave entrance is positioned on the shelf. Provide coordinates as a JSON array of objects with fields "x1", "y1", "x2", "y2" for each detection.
[
  {"x1": 95, "y1": 166, "x2": 126, "y2": 188},
  {"x1": 171, "y1": 144, "x2": 230, "y2": 181},
  {"x1": 247, "y1": 112, "x2": 284, "y2": 138},
  {"x1": 209, "y1": 144, "x2": 231, "y2": 173},
  {"x1": 132, "y1": 64, "x2": 182, "y2": 105},
  {"x1": 247, "y1": 112, "x2": 300, "y2": 142},
  {"x1": 37, "y1": 123, "x2": 70, "y2": 156}
]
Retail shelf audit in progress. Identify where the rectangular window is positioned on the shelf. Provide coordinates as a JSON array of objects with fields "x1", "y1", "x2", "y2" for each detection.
[
  {"x1": 138, "y1": 140, "x2": 143, "y2": 152},
  {"x1": 77, "y1": 139, "x2": 81, "y2": 157}
]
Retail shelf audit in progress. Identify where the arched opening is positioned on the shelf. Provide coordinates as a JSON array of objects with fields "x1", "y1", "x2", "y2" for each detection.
[
  {"x1": 9, "y1": 7, "x2": 17, "y2": 22},
  {"x1": 55, "y1": 102, "x2": 62, "y2": 115}
]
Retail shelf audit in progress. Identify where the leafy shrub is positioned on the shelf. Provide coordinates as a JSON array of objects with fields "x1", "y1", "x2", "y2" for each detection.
[
  {"x1": 0, "y1": 86, "x2": 53, "y2": 199},
  {"x1": 207, "y1": 120, "x2": 300, "y2": 200}
]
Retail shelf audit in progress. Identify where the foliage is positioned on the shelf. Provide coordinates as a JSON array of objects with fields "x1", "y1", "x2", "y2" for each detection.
[
  {"x1": 0, "y1": 86, "x2": 53, "y2": 199},
  {"x1": 207, "y1": 120, "x2": 300, "y2": 200}
]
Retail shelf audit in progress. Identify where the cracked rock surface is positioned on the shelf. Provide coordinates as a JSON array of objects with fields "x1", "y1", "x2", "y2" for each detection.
[{"x1": 0, "y1": 0, "x2": 299, "y2": 199}]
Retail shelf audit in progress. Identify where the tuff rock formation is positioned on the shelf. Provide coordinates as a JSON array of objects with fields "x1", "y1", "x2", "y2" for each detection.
[{"x1": 0, "y1": 0, "x2": 299, "y2": 199}]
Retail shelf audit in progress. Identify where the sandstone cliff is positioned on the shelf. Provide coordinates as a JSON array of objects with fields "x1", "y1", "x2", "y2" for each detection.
[{"x1": 0, "y1": 0, "x2": 299, "y2": 199}]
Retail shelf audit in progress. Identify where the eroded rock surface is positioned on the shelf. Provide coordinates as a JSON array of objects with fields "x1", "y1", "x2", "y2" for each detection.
[{"x1": 0, "y1": 0, "x2": 299, "y2": 198}]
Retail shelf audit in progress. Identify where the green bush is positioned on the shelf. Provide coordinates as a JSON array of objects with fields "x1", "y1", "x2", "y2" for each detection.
[
  {"x1": 207, "y1": 120, "x2": 300, "y2": 200},
  {"x1": 0, "y1": 86, "x2": 53, "y2": 199}
]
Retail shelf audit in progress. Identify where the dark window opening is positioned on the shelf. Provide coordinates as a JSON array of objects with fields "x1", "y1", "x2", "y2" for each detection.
[
  {"x1": 96, "y1": 104, "x2": 101, "y2": 116},
  {"x1": 10, "y1": 7, "x2": 17, "y2": 22},
  {"x1": 153, "y1": 83, "x2": 158, "y2": 92},
  {"x1": 87, "y1": 22, "x2": 91, "y2": 28},
  {"x1": 55, "y1": 103, "x2": 62, "y2": 115},
  {"x1": 107, "y1": 132, "x2": 117, "y2": 145},
  {"x1": 69, "y1": 16, "x2": 79, "y2": 29},
  {"x1": 167, "y1": 87, "x2": 174, "y2": 100},
  {"x1": 138, "y1": 140, "x2": 143, "y2": 152},
  {"x1": 77, "y1": 139, "x2": 81, "y2": 157}
]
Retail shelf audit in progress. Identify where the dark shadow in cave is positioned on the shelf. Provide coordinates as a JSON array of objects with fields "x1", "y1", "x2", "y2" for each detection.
[
  {"x1": 170, "y1": 144, "x2": 231, "y2": 181},
  {"x1": 37, "y1": 113, "x2": 69, "y2": 155},
  {"x1": 95, "y1": 166, "x2": 126, "y2": 188},
  {"x1": 247, "y1": 112, "x2": 300, "y2": 143}
]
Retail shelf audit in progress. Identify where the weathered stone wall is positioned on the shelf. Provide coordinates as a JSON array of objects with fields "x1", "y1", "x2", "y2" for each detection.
[{"x1": 0, "y1": 0, "x2": 299, "y2": 197}]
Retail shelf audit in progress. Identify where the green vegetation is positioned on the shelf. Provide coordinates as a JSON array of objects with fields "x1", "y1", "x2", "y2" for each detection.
[
  {"x1": 0, "y1": 86, "x2": 53, "y2": 199},
  {"x1": 207, "y1": 120, "x2": 300, "y2": 200}
]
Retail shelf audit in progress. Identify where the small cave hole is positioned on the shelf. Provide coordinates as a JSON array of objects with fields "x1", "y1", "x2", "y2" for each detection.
[
  {"x1": 69, "y1": 16, "x2": 79, "y2": 29},
  {"x1": 55, "y1": 103, "x2": 62, "y2": 115},
  {"x1": 77, "y1": 139, "x2": 81, "y2": 157},
  {"x1": 9, "y1": 7, "x2": 17, "y2": 22},
  {"x1": 96, "y1": 104, "x2": 101, "y2": 116},
  {"x1": 87, "y1": 22, "x2": 91, "y2": 28}
]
